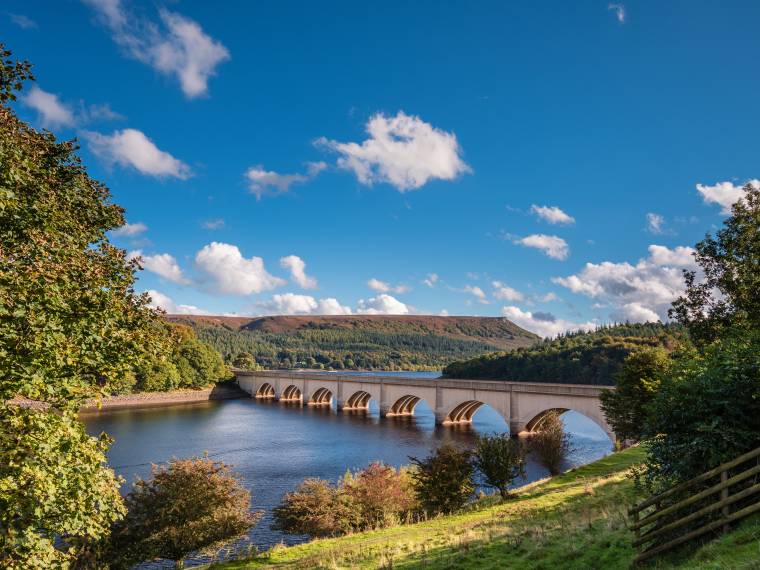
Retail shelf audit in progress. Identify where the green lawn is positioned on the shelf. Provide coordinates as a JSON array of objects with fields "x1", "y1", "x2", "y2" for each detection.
[{"x1": 211, "y1": 447, "x2": 760, "y2": 569}]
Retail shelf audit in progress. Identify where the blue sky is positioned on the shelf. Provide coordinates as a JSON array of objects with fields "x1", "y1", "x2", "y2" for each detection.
[{"x1": 5, "y1": 1, "x2": 758, "y2": 336}]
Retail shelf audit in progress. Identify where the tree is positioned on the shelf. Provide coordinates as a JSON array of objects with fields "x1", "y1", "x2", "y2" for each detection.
[
  {"x1": 600, "y1": 347, "x2": 669, "y2": 442},
  {"x1": 272, "y1": 478, "x2": 357, "y2": 538},
  {"x1": 174, "y1": 334, "x2": 231, "y2": 388},
  {"x1": 0, "y1": 45, "x2": 166, "y2": 567},
  {"x1": 135, "y1": 355, "x2": 181, "y2": 392},
  {"x1": 342, "y1": 463, "x2": 418, "y2": 529},
  {"x1": 409, "y1": 444, "x2": 474, "y2": 515},
  {"x1": 473, "y1": 434, "x2": 526, "y2": 499},
  {"x1": 232, "y1": 352, "x2": 259, "y2": 370},
  {"x1": 528, "y1": 411, "x2": 572, "y2": 475},
  {"x1": 107, "y1": 457, "x2": 259, "y2": 569},
  {"x1": 670, "y1": 185, "x2": 760, "y2": 346}
]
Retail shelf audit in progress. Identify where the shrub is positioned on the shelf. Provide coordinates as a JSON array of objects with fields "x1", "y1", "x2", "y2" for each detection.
[
  {"x1": 409, "y1": 444, "x2": 474, "y2": 515},
  {"x1": 473, "y1": 434, "x2": 526, "y2": 499},
  {"x1": 107, "y1": 457, "x2": 259, "y2": 569},
  {"x1": 342, "y1": 463, "x2": 418, "y2": 529},
  {"x1": 529, "y1": 411, "x2": 572, "y2": 475},
  {"x1": 272, "y1": 478, "x2": 357, "y2": 538}
]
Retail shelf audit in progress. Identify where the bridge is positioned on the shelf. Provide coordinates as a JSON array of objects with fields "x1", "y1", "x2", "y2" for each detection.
[{"x1": 235, "y1": 371, "x2": 616, "y2": 442}]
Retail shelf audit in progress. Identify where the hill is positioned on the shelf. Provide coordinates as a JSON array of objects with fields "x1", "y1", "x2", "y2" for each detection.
[
  {"x1": 167, "y1": 315, "x2": 540, "y2": 371},
  {"x1": 443, "y1": 322, "x2": 687, "y2": 385},
  {"x1": 212, "y1": 446, "x2": 760, "y2": 569}
]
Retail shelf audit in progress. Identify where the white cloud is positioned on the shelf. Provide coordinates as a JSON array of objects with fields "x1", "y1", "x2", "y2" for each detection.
[
  {"x1": 356, "y1": 294, "x2": 411, "y2": 315},
  {"x1": 79, "y1": 102, "x2": 124, "y2": 123},
  {"x1": 539, "y1": 292, "x2": 559, "y2": 303},
  {"x1": 553, "y1": 244, "x2": 698, "y2": 322},
  {"x1": 459, "y1": 285, "x2": 489, "y2": 304},
  {"x1": 439, "y1": 309, "x2": 450, "y2": 316},
  {"x1": 646, "y1": 213, "x2": 666, "y2": 235},
  {"x1": 501, "y1": 306, "x2": 596, "y2": 339},
  {"x1": 423, "y1": 273, "x2": 439, "y2": 288},
  {"x1": 696, "y1": 180, "x2": 758, "y2": 214},
  {"x1": 83, "y1": 0, "x2": 229, "y2": 98},
  {"x1": 111, "y1": 221, "x2": 148, "y2": 237},
  {"x1": 194, "y1": 242, "x2": 285, "y2": 295},
  {"x1": 22, "y1": 86, "x2": 75, "y2": 128},
  {"x1": 9, "y1": 13, "x2": 38, "y2": 29},
  {"x1": 145, "y1": 289, "x2": 207, "y2": 315},
  {"x1": 317, "y1": 111, "x2": 470, "y2": 191},
  {"x1": 83, "y1": 128, "x2": 191, "y2": 178},
  {"x1": 608, "y1": 3, "x2": 626, "y2": 23},
  {"x1": 367, "y1": 278, "x2": 410, "y2": 294},
  {"x1": 516, "y1": 234, "x2": 570, "y2": 260},
  {"x1": 258, "y1": 293, "x2": 352, "y2": 316},
  {"x1": 530, "y1": 205, "x2": 575, "y2": 225},
  {"x1": 129, "y1": 250, "x2": 189, "y2": 285},
  {"x1": 201, "y1": 218, "x2": 225, "y2": 230},
  {"x1": 245, "y1": 162, "x2": 325, "y2": 199},
  {"x1": 492, "y1": 281, "x2": 524, "y2": 302},
  {"x1": 280, "y1": 255, "x2": 318, "y2": 289}
]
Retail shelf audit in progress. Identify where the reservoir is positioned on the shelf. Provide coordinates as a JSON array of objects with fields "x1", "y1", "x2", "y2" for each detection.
[{"x1": 82, "y1": 372, "x2": 613, "y2": 565}]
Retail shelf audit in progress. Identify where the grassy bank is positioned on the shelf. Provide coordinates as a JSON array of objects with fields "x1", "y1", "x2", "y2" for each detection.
[{"x1": 211, "y1": 447, "x2": 760, "y2": 569}]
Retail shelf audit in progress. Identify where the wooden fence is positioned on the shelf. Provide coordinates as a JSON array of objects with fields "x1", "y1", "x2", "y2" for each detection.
[{"x1": 629, "y1": 445, "x2": 760, "y2": 564}]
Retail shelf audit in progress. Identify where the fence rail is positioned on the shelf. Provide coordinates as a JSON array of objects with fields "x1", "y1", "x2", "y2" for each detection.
[{"x1": 629, "y1": 446, "x2": 760, "y2": 563}]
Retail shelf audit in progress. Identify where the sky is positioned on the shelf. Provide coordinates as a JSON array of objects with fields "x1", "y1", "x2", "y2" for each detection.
[{"x1": 4, "y1": 0, "x2": 759, "y2": 337}]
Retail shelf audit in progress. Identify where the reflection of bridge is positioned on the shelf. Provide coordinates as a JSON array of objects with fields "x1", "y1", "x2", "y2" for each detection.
[{"x1": 235, "y1": 371, "x2": 615, "y2": 441}]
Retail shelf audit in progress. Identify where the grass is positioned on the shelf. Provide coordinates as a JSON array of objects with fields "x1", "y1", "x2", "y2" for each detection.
[{"x1": 210, "y1": 447, "x2": 760, "y2": 569}]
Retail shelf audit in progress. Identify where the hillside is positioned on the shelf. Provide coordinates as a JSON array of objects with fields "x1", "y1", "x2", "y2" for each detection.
[
  {"x1": 211, "y1": 447, "x2": 760, "y2": 569},
  {"x1": 167, "y1": 315, "x2": 539, "y2": 371},
  {"x1": 443, "y1": 322, "x2": 687, "y2": 385}
]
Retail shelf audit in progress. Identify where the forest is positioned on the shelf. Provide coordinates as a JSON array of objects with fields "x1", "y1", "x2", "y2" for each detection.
[{"x1": 443, "y1": 322, "x2": 687, "y2": 385}]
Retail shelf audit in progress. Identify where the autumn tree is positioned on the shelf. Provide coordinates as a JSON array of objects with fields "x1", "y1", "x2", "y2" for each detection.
[
  {"x1": 0, "y1": 44, "x2": 166, "y2": 567},
  {"x1": 528, "y1": 411, "x2": 572, "y2": 475}
]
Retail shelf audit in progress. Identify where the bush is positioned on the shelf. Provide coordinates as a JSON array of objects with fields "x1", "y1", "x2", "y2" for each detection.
[
  {"x1": 272, "y1": 478, "x2": 357, "y2": 538},
  {"x1": 473, "y1": 434, "x2": 526, "y2": 499},
  {"x1": 107, "y1": 457, "x2": 259, "y2": 569},
  {"x1": 529, "y1": 411, "x2": 572, "y2": 475},
  {"x1": 640, "y1": 329, "x2": 760, "y2": 489},
  {"x1": 409, "y1": 444, "x2": 474, "y2": 515},
  {"x1": 342, "y1": 463, "x2": 418, "y2": 529}
]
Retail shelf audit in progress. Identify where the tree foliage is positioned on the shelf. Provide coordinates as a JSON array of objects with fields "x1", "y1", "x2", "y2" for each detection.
[
  {"x1": 107, "y1": 457, "x2": 259, "y2": 569},
  {"x1": 341, "y1": 463, "x2": 418, "y2": 530},
  {"x1": 529, "y1": 411, "x2": 572, "y2": 476},
  {"x1": 409, "y1": 444, "x2": 475, "y2": 515},
  {"x1": 444, "y1": 323, "x2": 685, "y2": 385},
  {"x1": 473, "y1": 434, "x2": 526, "y2": 499},
  {"x1": 670, "y1": 185, "x2": 760, "y2": 346}
]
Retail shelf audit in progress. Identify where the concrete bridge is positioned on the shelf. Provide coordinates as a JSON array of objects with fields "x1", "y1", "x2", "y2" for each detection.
[{"x1": 235, "y1": 371, "x2": 616, "y2": 442}]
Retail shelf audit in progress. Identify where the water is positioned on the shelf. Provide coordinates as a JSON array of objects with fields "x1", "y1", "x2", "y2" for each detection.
[{"x1": 82, "y1": 372, "x2": 613, "y2": 566}]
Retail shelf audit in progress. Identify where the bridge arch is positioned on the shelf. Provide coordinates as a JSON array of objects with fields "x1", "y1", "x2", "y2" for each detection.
[
  {"x1": 344, "y1": 390, "x2": 372, "y2": 410},
  {"x1": 387, "y1": 394, "x2": 426, "y2": 417},
  {"x1": 309, "y1": 387, "x2": 333, "y2": 406},
  {"x1": 522, "y1": 407, "x2": 614, "y2": 442},
  {"x1": 255, "y1": 383, "x2": 275, "y2": 399},
  {"x1": 280, "y1": 385, "x2": 302, "y2": 402}
]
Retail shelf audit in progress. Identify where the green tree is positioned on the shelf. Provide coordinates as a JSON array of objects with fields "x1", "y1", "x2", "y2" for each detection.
[
  {"x1": 135, "y1": 355, "x2": 181, "y2": 392},
  {"x1": 232, "y1": 352, "x2": 259, "y2": 370},
  {"x1": 528, "y1": 411, "x2": 572, "y2": 475},
  {"x1": 0, "y1": 45, "x2": 166, "y2": 567},
  {"x1": 175, "y1": 335, "x2": 230, "y2": 388},
  {"x1": 670, "y1": 185, "x2": 760, "y2": 346},
  {"x1": 409, "y1": 444, "x2": 474, "y2": 515},
  {"x1": 473, "y1": 434, "x2": 526, "y2": 499},
  {"x1": 600, "y1": 347, "x2": 669, "y2": 442},
  {"x1": 107, "y1": 458, "x2": 259, "y2": 569}
]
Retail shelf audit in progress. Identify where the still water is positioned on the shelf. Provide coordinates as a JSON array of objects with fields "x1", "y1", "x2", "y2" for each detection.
[{"x1": 82, "y1": 372, "x2": 613, "y2": 565}]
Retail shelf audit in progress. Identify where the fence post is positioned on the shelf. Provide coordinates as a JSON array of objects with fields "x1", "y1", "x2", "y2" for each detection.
[{"x1": 721, "y1": 470, "x2": 729, "y2": 533}]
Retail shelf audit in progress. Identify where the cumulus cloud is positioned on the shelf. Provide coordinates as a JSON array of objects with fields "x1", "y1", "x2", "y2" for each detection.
[
  {"x1": 492, "y1": 281, "x2": 524, "y2": 302},
  {"x1": 608, "y1": 3, "x2": 626, "y2": 23},
  {"x1": 83, "y1": 128, "x2": 191, "y2": 178},
  {"x1": 367, "y1": 278, "x2": 410, "y2": 294},
  {"x1": 317, "y1": 111, "x2": 470, "y2": 191},
  {"x1": 696, "y1": 180, "x2": 758, "y2": 214},
  {"x1": 194, "y1": 242, "x2": 285, "y2": 295},
  {"x1": 129, "y1": 250, "x2": 190, "y2": 285},
  {"x1": 22, "y1": 86, "x2": 75, "y2": 128},
  {"x1": 530, "y1": 205, "x2": 575, "y2": 225},
  {"x1": 280, "y1": 255, "x2": 318, "y2": 289},
  {"x1": 458, "y1": 285, "x2": 489, "y2": 304},
  {"x1": 501, "y1": 305, "x2": 597, "y2": 338},
  {"x1": 83, "y1": 0, "x2": 229, "y2": 98},
  {"x1": 356, "y1": 294, "x2": 411, "y2": 315},
  {"x1": 553, "y1": 244, "x2": 698, "y2": 322},
  {"x1": 111, "y1": 221, "x2": 148, "y2": 237},
  {"x1": 245, "y1": 162, "x2": 326, "y2": 199},
  {"x1": 258, "y1": 293, "x2": 352, "y2": 316},
  {"x1": 423, "y1": 273, "x2": 439, "y2": 288},
  {"x1": 516, "y1": 234, "x2": 570, "y2": 260},
  {"x1": 145, "y1": 289, "x2": 207, "y2": 315},
  {"x1": 9, "y1": 13, "x2": 38, "y2": 29}
]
